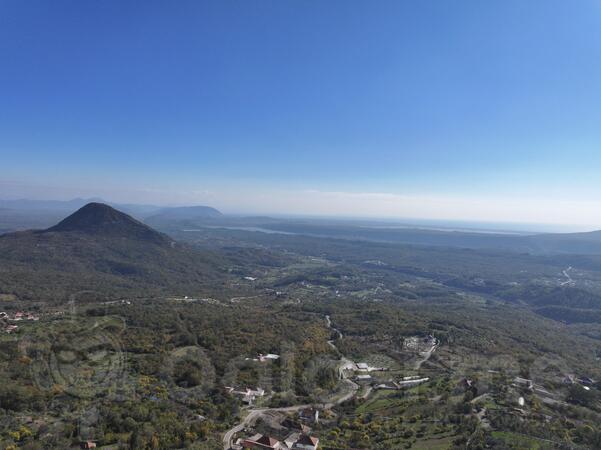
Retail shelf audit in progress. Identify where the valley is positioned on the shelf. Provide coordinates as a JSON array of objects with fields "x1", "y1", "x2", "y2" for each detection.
[{"x1": 0, "y1": 204, "x2": 600, "y2": 449}]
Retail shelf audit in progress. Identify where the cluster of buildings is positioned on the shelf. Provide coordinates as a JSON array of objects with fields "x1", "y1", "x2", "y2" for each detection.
[
  {"x1": 509, "y1": 373, "x2": 598, "y2": 408},
  {"x1": 342, "y1": 361, "x2": 388, "y2": 380},
  {"x1": 516, "y1": 374, "x2": 596, "y2": 392},
  {"x1": 234, "y1": 408, "x2": 320, "y2": 450},
  {"x1": 226, "y1": 353, "x2": 281, "y2": 404},
  {"x1": 341, "y1": 360, "x2": 391, "y2": 385},
  {"x1": 1, "y1": 311, "x2": 40, "y2": 333},
  {"x1": 240, "y1": 433, "x2": 318, "y2": 450}
]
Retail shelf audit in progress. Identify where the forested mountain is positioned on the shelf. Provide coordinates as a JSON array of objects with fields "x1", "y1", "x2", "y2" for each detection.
[
  {"x1": 46, "y1": 202, "x2": 170, "y2": 244},
  {"x1": 0, "y1": 203, "x2": 223, "y2": 300}
]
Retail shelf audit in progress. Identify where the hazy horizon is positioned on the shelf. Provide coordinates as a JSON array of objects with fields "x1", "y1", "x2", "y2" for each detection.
[{"x1": 0, "y1": 192, "x2": 592, "y2": 234}]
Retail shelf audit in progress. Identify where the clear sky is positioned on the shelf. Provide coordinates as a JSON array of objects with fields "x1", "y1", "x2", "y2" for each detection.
[{"x1": 2, "y1": 1, "x2": 601, "y2": 229}]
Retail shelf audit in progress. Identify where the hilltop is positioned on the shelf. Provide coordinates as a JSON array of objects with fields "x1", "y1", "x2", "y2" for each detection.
[
  {"x1": 45, "y1": 202, "x2": 170, "y2": 244},
  {"x1": 0, "y1": 203, "x2": 223, "y2": 301}
]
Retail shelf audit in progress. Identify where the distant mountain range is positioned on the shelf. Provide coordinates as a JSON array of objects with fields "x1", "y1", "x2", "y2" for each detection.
[
  {"x1": 0, "y1": 197, "x2": 222, "y2": 217},
  {"x1": 145, "y1": 205, "x2": 223, "y2": 226},
  {"x1": 4, "y1": 198, "x2": 601, "y2": 255},
  {"x1": 0, "y1": 198, "x2": 223, "y2": 233},
  {"x1": 0, "y1": 203, "x2": 223, "y2": 300},
  {"x1": 0, "y1": 197, "x2": 105, "y2": 211}
]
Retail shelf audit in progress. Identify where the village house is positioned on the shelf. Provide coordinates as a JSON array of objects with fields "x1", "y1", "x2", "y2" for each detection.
[
  {"x1": 284, "y1": 432, "x2": 301, "y2": 449},
  {"x1": 353, "y1": 362, "x2": 387, "y2": 373},
  {"x1": 245, "y1": 353, "x2": 280, "y2": 363},
  {"x1": 241, "y1": 434, "x2": 285, "y2": 449},
  {"x1": 2, "y1": 311, "x2": 39, "y2": 321},
  {"x1": 225, "y1": 386, "x2": 265, "y2": 404},
  {"x1": 290, "y1": 434, "x2": 319, "y2": 450},
  {"x1": 355, "y1": 374, "x2": 372, "y2": 382},
  {"x1": 298, "y1": 408, "x2": 319, "y2": 424},
  {"x1": 258, "y1": 353, "x2": 280, "y2": 362},
  {"x1": 241, "y1": 433, "x2": 319, "y2": 450}
]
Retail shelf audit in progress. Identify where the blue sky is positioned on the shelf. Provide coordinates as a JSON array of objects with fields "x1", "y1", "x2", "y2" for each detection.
[{"x1": 2, "y1": 1, "x2": 601, "y2": 228}]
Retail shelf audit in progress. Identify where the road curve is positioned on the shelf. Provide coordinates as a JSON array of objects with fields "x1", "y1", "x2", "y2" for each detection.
[{"x1": 222, "y1": 314, "x2": 361, "y2": 449}]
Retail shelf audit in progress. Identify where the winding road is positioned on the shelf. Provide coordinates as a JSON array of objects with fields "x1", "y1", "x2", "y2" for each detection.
[
  {"x1": 222, "y1": 404, "x2": 313, "y2": 450},
  {"x1": 414, "y1": 339, "x2": 438, "y2": 370},
  {"x1": 222, "y1": 315, "x2": 359, "y2": 450},
  {"x1": 560, "y1": 266, "x2": 574, "y2": 286}
]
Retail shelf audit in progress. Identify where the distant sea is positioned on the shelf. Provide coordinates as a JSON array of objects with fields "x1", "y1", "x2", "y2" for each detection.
[{"x1": 183, "y1": 226, "x2": 296, "y2": 235}]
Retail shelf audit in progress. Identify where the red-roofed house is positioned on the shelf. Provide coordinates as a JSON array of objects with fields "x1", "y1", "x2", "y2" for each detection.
[
  {"x1": 292, "y1": 434, "x2": 319, "y2": 450},
  {"x1": 241, "y1": 434, "x2": 286, "y2": 449}
]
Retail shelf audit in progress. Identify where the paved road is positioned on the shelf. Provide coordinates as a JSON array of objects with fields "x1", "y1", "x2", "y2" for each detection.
[
  {"x1": 560, "y1": 266, "x2": 574, "y2": 286},
  {"x1": 222, "y1": 314, "x2": 361, "y2": 450},
  {"x1": 414, "y1": 341, "x2": 438, "y2": 370},
  {"x1": 222, "y1": 404, "x2": 315, "y2": 450},
  {"x1": 326, "y1": 314, "x2": 343, "y2": 352},
  {"x1": 359, "y1": 386, "x2": 373, "y2": 400}
]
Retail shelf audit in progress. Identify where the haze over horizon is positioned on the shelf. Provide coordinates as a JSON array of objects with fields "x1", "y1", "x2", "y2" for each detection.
[{"x1": 3, "y1": 1, "x2": 601, "y2": 229}]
